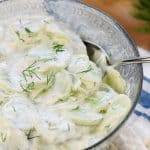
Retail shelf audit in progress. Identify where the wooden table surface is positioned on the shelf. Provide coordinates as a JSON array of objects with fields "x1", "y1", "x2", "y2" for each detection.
[{"x1": 82, "y1": 0, "x2": 150, "y2": 50}]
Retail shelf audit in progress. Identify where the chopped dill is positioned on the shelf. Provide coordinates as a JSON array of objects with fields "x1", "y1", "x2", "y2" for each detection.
[
  {"x1": 35, "y1": 73, "x2": 55, "y2": 96},
  {"x1": 20, "y1": 61, "x2": 39, "y2": 92},
  {"x1": 22, "y1": 61, "x2": 41, "y2": 82},
  {"x1": 46, "y1": 72, "x2": 55, "y2": 89},
  {"x1": 20, "y1": 82, "x2": 35, "y2": 92},
  {"x1": 77, "y1": 65, "x2": 93, "y2": 74},
  {"x1": 28, "y1": 135, "x2": 40, "y2": 140},
  {"x1": 38, "y1": 57, "x2": 57, "y2": 63},
  {"x1": 100, "y1": 109, "x2": 107, "y2": 113},
  {"x1": 54, "y1": 99, "x2": 64, "y2": 104},
  {"x1": 15, "y1": 31, "x2": 20, "y2": 37},
  {"x1": 24, "y1": 27, "x2": 32, "y2": 33},
  {"x1": 26, "y1": 82, "x2": 35, "y2": 91},
  {"x1": 52, "y1": 42, "x2": 65, "y2": 53},
  {"x1": 20, "y1": 83, "x2": 28, "y2": 92},
  {"x1": 70, "y1": 89, "x2": 79, "y2": 97},
  {"x1": 26, "y1": 128, "x2": 40, "y2": 140},
  {"x1": 15, "y1": 31, "x2": 24, "y2": 42},
  {"x1": 0, "y1": 132, "x2": 7, "y2": 142}
]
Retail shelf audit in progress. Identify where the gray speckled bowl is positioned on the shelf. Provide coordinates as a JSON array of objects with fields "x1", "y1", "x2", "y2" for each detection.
[{"x1": 0, "y1": 0, "x2": 143, "y2": 149}]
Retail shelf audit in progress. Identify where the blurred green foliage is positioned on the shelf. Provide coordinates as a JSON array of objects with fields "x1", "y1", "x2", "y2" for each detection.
[{"x1": 133, "y1": 0, "x2": 150, "y2": 33}]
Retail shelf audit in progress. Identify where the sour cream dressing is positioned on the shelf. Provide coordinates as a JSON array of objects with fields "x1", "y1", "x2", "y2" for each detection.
[{"x1": 0, "y1": 17, "x2": 131, "y2": 150}]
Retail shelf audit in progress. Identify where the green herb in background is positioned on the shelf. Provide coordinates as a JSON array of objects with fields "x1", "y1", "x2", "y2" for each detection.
[{"x1": 133, "y1": 0, "x2": 150, "y2": 33}]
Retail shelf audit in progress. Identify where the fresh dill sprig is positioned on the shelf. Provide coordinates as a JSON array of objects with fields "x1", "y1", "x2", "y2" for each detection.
[
  {"x1": 15, "y1": 31, "x2": 25, "y2": 42},
  {"x1": 21, "y1": 61, "x2": 41, "y2": 92},
  {"x1": 77, "y1": 64, "x2": 93, "y2": 74},
  {"x1": 0, "y1": 132, "x2": 7, "y2": 142},
  {"x1": 15, "y1": 31, "x2": 20, "y2": 37},
  {"x1": 20, "y1": 83, "x2": 28, "y2": 92},
  {"x1": 100, "y1": 109, "x2": 107, "y2": 113},
  {"x1": 26, "y1": 128, "x2": 40, "y2": 140},
  {"x1": 38, "y1": 57, "x2": 57, "y2": 63},
  {"x1": 52, "y1": 42, "x2": 65, "y2": 53},
  {"x1": 132, "y1": 0, "x2": 150, "y2": 33},
  {"x1": 22, "y1": 61, "x2": 41, "y2": 82},
  {"x1": 28, "y1": 135, "x2": 40, "y2": 140},
  {"x1": 46, "y1": 72, "x2": 55, "y2": 89},
  {"x1": 26, "y1": 82, "x2": 35, "y2": 91},
  {"x1": 15, "y1": 27, "x2": 32, "y2": 41},
  {"x1": 20, "y1": 82, "x2": 35, "y2": 92},
  {"x1": 33, "y1": 72, "x2": 55, "y2": 95},
  {"x1": 24, "y1": 27, "x2": 32, "y2": 33}
]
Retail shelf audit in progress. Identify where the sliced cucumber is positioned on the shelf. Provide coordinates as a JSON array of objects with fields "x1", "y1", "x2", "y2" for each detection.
[
  {"x1": 68, "y1": 111, "x2": 103, "y2": 126},
  {"x1": 98, "y1": 94, "x2": 131, "y2": 135},
  {"x1": 103, "y1": 68, "x2": 126, "y2": 93}
]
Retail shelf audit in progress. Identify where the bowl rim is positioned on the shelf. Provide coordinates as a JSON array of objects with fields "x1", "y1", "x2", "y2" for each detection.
[{"x1": 72, "y1": 1, "x2": 143, "y2": 149}]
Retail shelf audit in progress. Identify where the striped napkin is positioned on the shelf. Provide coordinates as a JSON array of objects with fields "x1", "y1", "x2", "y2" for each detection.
[
  {"x1": 104, "y1": 48, "x2": 150, "y2": 150},
  {"x1": 135, "y1": 48, "x2": 150, "y2": 122}
]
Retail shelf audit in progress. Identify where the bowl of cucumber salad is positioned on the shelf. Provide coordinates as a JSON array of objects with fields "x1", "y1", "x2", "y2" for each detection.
[{"x1": 0, "y1": 0, "x2": 143, "y2": 149}]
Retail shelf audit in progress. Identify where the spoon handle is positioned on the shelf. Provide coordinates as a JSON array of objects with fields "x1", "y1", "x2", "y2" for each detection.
[{"x1": 114, "y1": 57, "x2": 150, "y2": 67}]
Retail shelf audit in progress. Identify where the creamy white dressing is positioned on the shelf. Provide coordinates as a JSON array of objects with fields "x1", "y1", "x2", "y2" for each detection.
[{"x1": 0, "y1": 17, "x2": 131, "y2": 150}]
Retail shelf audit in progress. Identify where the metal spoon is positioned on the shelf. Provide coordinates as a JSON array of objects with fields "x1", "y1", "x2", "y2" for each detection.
[{"x1": 84, "y1": 40, "x2": 150, "y2": 68}]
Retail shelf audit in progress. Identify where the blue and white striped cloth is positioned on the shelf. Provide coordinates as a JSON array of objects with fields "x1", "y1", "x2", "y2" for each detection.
[
  {"x1": 108, "y1": 48, "x2": 150, "y2": 150},
  {"x1": 134, "y1": 48, "x2": 150, "y2": 121}
]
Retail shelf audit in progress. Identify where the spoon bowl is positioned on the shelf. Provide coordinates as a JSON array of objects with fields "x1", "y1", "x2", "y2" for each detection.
[{"x1": 84, "y1": 40, "x2": 150, "y2": 68}]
